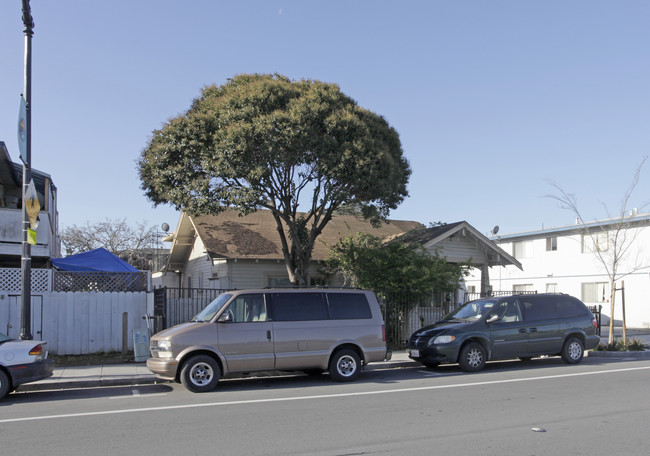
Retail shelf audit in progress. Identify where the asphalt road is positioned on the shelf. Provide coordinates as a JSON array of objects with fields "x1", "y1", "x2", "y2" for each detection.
[{"x1": 2, "y1": 357, "x2": 650, "y2": 456}]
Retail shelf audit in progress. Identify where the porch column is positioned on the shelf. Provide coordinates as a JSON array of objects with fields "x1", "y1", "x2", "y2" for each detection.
[{"x1": 480, "y1": 264, "x2": 490, "y2": 297}]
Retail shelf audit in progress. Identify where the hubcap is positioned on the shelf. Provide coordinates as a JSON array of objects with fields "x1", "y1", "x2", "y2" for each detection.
[
  {"x1": 190, "y1": 362, "x2": 214, "y2": 386},
  {"x1": 467, "y1": 348, "x2": 483, "y2": 368},
  {"x1": 337, "y1": 355, "x2": 357, "y2": 377},
  {"x1": 568, "y1": 342, "x2": 582, "y2": 360}
]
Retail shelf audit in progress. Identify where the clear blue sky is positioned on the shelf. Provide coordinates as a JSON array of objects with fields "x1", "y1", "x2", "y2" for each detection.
[{"x1": 1, "y1": 1, "x2": 648, "y2": 237}]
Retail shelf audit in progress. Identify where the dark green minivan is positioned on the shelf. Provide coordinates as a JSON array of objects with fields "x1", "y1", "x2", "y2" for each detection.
[{"x1": 408, "y1": 293, "x2": 600, "y2": 371}]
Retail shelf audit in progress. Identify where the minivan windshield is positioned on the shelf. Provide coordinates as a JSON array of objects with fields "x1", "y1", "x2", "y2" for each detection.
[
  {"x1": 443, "y1": 299, "x2": 498, "y2": 321},
  {"x1": 192, "y1": 293, "x2": 233, "y2": 322}
]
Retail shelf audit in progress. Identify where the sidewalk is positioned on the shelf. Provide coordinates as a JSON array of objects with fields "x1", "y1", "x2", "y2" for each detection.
[{"x1": 17, "y1": 351, "x2": 418, "y2": 393}]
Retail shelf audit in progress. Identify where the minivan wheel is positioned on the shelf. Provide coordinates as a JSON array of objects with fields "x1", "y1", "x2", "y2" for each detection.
[
  {"x1": 458, "y1": 342, "x2": 487, "y2": 372},
  {"x1": 329, "y1": 349, "x2": 361, "y2": 382},
  {"x1": 0, "y1": 369, "x2": 11, "y2": 400},
  {"x1": 180, "y1": 355, "x2": 221, "y2": 393},
  {"x1": 561, "y1": 337, "x2": 584, "y2": 364}
]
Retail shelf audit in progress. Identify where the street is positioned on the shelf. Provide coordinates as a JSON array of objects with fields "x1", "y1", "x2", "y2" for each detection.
[{"x1": 2, "y1": 357, "x2": 650, "y2": 455}]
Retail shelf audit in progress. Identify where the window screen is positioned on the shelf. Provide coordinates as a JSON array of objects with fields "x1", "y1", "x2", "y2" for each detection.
[
  {"x1": 328, "y1": 293, "x2": 372, "y2": 320},
  {"x1": 270, "y1": 293, "x2": 328, "y2": 321}
]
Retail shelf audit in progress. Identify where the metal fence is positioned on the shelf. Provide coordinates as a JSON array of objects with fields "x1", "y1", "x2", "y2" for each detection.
[{"x1": 154, "y1": 287, "x2": 230, "y2": 328}]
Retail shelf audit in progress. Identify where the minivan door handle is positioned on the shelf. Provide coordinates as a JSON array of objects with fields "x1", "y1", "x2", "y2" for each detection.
[
  {"x1": 267, "y1": 330, "x2": 272, "y2": 341},
  {"x1": 518, "y1": 328, "x2": 528, "y2": 334},
  {"x1": 529, "y1": 327, "x2": 538, "y2": 333}
]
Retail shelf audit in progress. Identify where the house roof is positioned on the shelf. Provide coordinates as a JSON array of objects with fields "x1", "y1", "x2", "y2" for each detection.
[
  {"x1": 398, "y1": 221, "x2": 523, "y2": 270},
  {"x1": 166, "y1": 210, "x2": 423, "y2": 270}
]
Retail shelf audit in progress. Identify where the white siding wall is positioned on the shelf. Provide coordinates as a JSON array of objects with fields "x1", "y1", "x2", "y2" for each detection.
[{"x1": 466, "y1": 226, "x2": 650, "y2": 328}]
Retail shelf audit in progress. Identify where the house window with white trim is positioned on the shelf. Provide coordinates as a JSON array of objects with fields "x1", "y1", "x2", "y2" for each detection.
[
  {"x1": 546, "y1": 236, "x2": 557, "y2": 251},
  {"x1": 581, "y1": 282, "x2": 608, "y2": 303},
  {"x1": 513, "y1": 284, "x2": 534, "y2": 293},
  {"x1": 513, "y1": 241, "x2": 533, "y2": 259},
  {"x1": 582, "y1": 231, "x2": 608, "y2": 253},
  {"x1": 546, "y1": 283, "x2": 557, "y2": 293}
]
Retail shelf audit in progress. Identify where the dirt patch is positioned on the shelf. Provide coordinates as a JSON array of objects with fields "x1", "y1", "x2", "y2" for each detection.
[{"x1": 50, "y1": 351, "x2": 135, "y2": 366}]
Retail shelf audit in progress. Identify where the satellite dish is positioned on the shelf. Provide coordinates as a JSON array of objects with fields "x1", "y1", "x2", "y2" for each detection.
[
  {"x1": 161, "y1": 223, "x2": 170, "y2": 233},
  {"x1": 492, "y1": 225, "x2": 499, "y2": 235}
]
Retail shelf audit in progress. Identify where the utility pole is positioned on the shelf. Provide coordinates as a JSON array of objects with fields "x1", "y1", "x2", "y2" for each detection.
[{"x1": 20, "y1": 0, "x2": 35, "y2": 340}]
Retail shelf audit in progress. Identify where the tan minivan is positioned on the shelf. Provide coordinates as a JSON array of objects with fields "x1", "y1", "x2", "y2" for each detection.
[{"x1": 146, "y1": 288, "x2": 391, "y2": 392}]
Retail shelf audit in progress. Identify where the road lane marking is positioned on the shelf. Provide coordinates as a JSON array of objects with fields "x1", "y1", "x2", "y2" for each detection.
[{"x1": 3, "y1": 365, "x2": 649, "y2": 424}]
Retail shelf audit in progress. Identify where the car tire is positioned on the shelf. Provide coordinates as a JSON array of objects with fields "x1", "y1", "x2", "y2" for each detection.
[
  {"x1": 329, "y1": 349, "x2": 361, "y2": 382},
  {"x1": 180, "y1": 355, "x2": 221, "y2": 393},
  {"x1": 0, "y1": 369, "x2": 10, "y2": 400},
  {"x1": 561, "y1": 337, "x2": 584, "y2": 364},
  {"x1": 458, "y1": 342, "x2": 487, "y2": 372}
]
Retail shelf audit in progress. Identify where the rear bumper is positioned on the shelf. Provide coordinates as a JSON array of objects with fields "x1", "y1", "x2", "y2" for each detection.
[
  {"x1": 585, "y1": 335, "x2": 601, "y2": 350},
  {"x1": 146, "y1": 357, "x2": 179, "y2": 381},
  {"x1": 10, "y1": 358, "x2": 55, "y2": 387}
]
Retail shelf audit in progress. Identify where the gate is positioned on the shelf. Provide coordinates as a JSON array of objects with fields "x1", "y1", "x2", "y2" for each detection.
[{"x1": 153, "y1": 287, "x2": 231, "y2": 329}]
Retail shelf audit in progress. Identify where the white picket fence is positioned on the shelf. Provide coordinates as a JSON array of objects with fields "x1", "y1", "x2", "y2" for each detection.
[{"x1": 0, "y1": 268, "x2": 152, "y2": 355}]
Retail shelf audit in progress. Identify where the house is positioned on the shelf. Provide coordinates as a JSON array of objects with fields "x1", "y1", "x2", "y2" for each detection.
[
  {"x1": 155, "y1": 210, "x2": 424, "y2": 290},
  {"x1": 465, "y1": 213, "x2": 650, "y2": 328},
  {"x1": 398, "y1": 221, "x2": 522, "y2": 304},
  {"x1": 0, "y1": 141, "x2": 60, "y2": 267},
  {"x1": 157, "y1": 212, "x2": 520, "y2": 297}
]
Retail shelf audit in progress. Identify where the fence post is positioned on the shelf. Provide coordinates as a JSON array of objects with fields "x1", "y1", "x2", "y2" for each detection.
[{"x1": 122, "y1": 312, "x2": 128, "y2": 359}]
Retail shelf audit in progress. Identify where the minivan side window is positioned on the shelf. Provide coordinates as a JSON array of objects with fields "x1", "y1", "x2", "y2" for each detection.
[
  {"x1": 270, "y1": 293, "x2": 328, "y2": 321},
  {"x1": 226, "y1": 294, "x2": 267, "y2": 322},
  {"x1": 520, "y1": 296, "x2": 559, "y2": 321},
  {"x1": 556, "y1": 296, "x2": 589, "y2": 318},
  {"x1": 328, "y1": 293, "x2": 372, "y2": 320}
]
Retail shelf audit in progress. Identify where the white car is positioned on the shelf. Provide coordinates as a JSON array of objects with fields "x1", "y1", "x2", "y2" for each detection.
[{"x1": 0, "y1": 332, "x2": 55, "y2": 399}]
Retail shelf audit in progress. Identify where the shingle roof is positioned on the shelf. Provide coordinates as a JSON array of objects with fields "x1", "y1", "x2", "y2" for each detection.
[{"x1": 191, "y1": 210, "x2": 424, "y2": 261}]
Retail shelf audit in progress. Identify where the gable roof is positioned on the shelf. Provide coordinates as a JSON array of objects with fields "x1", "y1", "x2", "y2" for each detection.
[
  {"x1": 398, "y1": 221, "x2": 523, "y2": 270},
  {"x1": 166, "y1": 210, "x2": 423, "y2": 270}
]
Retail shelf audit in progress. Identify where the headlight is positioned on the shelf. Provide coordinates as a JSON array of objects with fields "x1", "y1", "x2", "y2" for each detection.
[
  {"x1": 153, "y1": 340, "x2": 173, "y2": 358},
  {"x1": 430, "y1": 335, "x2": 456, "y2": 345}
]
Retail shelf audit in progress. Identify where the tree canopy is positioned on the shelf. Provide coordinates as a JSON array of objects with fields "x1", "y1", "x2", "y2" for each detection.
[
  {"x1": 138, "y1": 74, "x2": 411, "y2": 285},
  {"x1": 320, "y1": 232, "x2": 469, "y2": 296}
]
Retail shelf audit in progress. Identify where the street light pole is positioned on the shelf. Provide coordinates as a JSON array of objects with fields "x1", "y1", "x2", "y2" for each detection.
[{"x1": 20, "y1": 0, "x2": 34, "y2": 340}]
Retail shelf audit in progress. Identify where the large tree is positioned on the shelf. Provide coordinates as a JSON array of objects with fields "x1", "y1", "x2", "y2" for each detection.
[{"x1": 138, "y1": 74, "x2": 411, "y2": 285}]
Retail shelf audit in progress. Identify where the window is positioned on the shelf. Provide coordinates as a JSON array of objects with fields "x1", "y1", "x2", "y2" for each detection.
[
  {"x1": 491, "y1": 300, "x2": 522, "y2": 323},
  {"x1": 556, "y1": 295, "x2": 589, "y2": 318},
  {"x1": 520, "y1": 295, "x2": 559, "y2": 321},
  {"x1": 513, "y1": 284, "x2": 534, "y2": 293},
  {"x1": 268, "y1": 276, "x2": 293, "y2": 288},
  {"x1": 513, "y1": 241, "x2": 532, "y2": 259},
  {"x1": 226, "y1": 294, "x2": 267, "y2": 322},
  {"x1": 328, "y1": 293, "x2": 372, "y2": 320},
  {"x1": 546, "y1": 237, "x2": 557, "y2": 251},
  {"x1": 270, "y1": 293, "x2": 328, "y2": 321},
  {"x1": 582, "y1": 231, "x2": 608, "y2": 253},
  {"x1": 546, "y1": 283, "x2": 557, "y2": 293},
  {"x1": 581, "y1": 282, "x2": 608, "y2": 303}
]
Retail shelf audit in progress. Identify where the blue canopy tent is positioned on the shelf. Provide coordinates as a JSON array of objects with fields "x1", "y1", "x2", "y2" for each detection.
[{"x1": 51, "y1": 248, "x2": 139, "y2": 272}]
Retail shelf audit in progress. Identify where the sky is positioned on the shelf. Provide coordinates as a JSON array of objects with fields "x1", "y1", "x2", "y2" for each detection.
[{"x1": 1, "y1": 1, "x2": 649, "y2": 239}]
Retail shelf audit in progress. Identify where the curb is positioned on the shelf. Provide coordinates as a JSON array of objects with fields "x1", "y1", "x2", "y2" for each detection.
[{"x1": 587, "y1": 350, "x2": 650, "y2": 359}]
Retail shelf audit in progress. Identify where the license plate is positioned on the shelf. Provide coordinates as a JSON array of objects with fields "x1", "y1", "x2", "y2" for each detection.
[{"x1": 410, "y1": 349, "x2": 420, "y2": 358}]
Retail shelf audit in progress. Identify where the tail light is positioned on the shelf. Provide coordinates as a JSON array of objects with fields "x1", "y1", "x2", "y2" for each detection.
[
  {"x1": 591, "y1": 318, "x2": 598, "y2": 329},
  {"x1": 382, "y1": 325, "x2": 386, "y2": 342},
  {"x1": 29, "y1": 344, "x2": 43, "y2": 355}
]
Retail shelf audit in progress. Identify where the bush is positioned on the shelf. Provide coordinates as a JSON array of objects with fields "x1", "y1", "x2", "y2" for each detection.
[{"x1": 594, "y1": 338, "x2": 648, "y2": 352}]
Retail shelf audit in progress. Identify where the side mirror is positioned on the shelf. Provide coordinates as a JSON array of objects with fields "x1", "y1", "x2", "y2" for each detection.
[{"x1": 218, "y1": 313, "x2": 232, "y2": 323}]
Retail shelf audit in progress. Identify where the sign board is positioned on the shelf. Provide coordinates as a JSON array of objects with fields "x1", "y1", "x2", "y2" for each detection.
[
  {"x1": 18, "y1": 96, "x2": 27, "y2": 164},
  {"x1": 24, "y1": 179, "x2": 40, "y2": 228}
]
